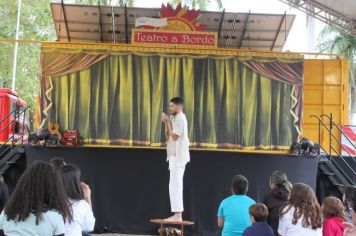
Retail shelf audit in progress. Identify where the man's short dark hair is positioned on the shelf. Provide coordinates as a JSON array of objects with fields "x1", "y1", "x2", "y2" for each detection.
[
  {"x1": 170, "y1": 97, "x2": 183, "y2": 105},
  {"x1": 231, "y1": 175, "x2": 248, "y2": 195},
  {"x1": 249, "y1": 203, "x2": 269, "y2": 222}
]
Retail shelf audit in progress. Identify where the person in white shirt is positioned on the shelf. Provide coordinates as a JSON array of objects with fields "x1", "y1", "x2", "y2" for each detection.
[
  {"x1": 161, "y1": 97, "x2": 190, "y2": 222},
  {"x1": 278, "y1": 183, "x2": 322, "y2": 236},
  {"x1": 59, "y1": 164, "x2": 96, "y2": 236}
]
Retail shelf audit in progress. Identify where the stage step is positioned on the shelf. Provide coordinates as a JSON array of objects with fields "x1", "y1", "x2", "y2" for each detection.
[
  {"x1": 0, "y1": 145, "x2": 25, "y2": 175},
  {"x1": 322, "y1": 172, "x2": 336, "y2": 176},
  {"x1": 318, "y1": 159, "x2": 352, "y2": 194}
]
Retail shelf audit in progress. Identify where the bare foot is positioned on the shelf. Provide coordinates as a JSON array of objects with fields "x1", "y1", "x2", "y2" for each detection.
[{"x1": 164, "y1": 214, "x2": 182, "y2": 222}]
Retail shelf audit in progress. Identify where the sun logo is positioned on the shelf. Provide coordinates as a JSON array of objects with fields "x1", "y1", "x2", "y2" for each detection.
[{"x1": 143, "y1": 3, "x2": 207, "y2": 32}]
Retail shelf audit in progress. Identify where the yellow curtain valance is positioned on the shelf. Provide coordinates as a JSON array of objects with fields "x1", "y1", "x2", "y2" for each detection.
[{"x1": 41, "y1": 46, "x2": 304, "y2": 78}]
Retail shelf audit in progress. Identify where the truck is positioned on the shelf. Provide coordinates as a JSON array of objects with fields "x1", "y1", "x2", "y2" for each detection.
[{"x1": 0, "y1": 88, "x2": 29, "y2": 143}]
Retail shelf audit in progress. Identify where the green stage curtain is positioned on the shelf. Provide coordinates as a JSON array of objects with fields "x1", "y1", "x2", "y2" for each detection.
[{"x1": 45, "y1": 53, "x2": 299, "y2": 149}]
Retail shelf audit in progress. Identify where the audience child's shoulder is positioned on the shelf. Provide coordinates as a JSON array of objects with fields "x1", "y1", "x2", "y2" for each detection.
[
  {"x1": 242, "y1": 226, "x2": 253, "y2": 236},
  {"x1": 324, "y1": 217, "x2": 343, "y2": 227},
  {"x1": 78, "y1": 199, "x2": 92, "y2": 210},
  {"x1": 44, "y1": 210, "x2": 63, "y2": 219},
  {"x1": 223, "y1": 195, "x2": 234, "y2": 202},
  {"x1": 43, "y1": 210, "x2": 64, "y2": 226},
  {"x1": 218, "y1": 197, "x2": 228, "y2": 208},
  {"x1": 246, "y1": 195, "x2": 256, "y2": 204}
]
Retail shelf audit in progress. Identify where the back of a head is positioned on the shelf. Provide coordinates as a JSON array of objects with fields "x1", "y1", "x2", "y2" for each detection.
[
  {"x1": 232, "y1": 175, "x2": 249, "y2": 195},
  {"x1": 285, "y1": 183, "x2": 321, "y2": 229},
  {"x1": 289, "y1": 183, "x2": 316, "y2": 205},
  {"x1": 4, "y1": 161, "x2": 70, "y2": 223},
  {"x1": 59, "y1": 164, "x2": 84, "y2": 201},
  {"x1": 270, "y1": 170, "x2": 291, "y2": 192},
  {"x1": 49, "y1": 157, "x2": 66, "y2": 171},
  {"x1": 322, "y1": 196, "x2": 345, "y2": 220},
  {"x1": 249, "y1": 203, "x2": 269, "y2": 222}
]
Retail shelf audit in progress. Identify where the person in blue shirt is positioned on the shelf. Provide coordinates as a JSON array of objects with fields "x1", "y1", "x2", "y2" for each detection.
[
  {"x1": 217, "y1": 175, "x2": 256, "y2": 236},
  {"x1": 242, "y1": 203, "x2": 274, "y2": 236}
]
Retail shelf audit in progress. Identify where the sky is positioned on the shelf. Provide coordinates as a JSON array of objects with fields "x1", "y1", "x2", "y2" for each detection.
[{"x1": 131, "y1": 0, "x2": 325, "y2": 52}]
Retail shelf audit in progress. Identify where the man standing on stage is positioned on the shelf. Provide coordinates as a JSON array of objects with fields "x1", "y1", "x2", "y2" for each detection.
[{"x1": 161, "y1": 97, "x2": 190, "y2": 222}]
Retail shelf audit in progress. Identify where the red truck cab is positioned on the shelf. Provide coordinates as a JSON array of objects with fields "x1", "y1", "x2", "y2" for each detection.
[{"x1": 0, "y1": 88, "x2": 29, "y2": 142}]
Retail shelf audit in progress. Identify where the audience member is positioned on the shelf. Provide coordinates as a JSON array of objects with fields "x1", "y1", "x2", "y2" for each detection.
[
  {"x1": 49, "y1": 157, "x2": 67, "y2": 171},
  {"x1": 262, "y1": 170, "x2": 291, "y2": 235},
  {"x1": 0, "y1": 161, "x2": 71, "y2": 236},
  {"x1": 60, "y1": 164, "x2": 95, "y2": 236},
  {"x1": 322, "y1": 196, "x2": 345, "y2": 236},
  {"x1": 218, "y1": 175, "x2": 256, "y2": 236},
  {"x1": 343, "y1": 190, "x2": 356, "y2": 236},
  {"x1": 0, "y1": 175, "x2": 9, "y2": 213},
  {"x1": 278, "y1": 183, "x2": 322, "y2": 236},
  {"x1": 242, "y1": 203, "x2": 274, "y2": 236},
  {"x1": 343, "y1": 186, "x2": 356, "y2": 224}
]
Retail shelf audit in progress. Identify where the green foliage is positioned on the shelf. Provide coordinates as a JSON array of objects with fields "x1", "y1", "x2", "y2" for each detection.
[
  {"x1": 317, "y1": 25, "x2": 356, "y2": 114},
  {"x1": 169, "y1": 0, "x2": 223, "y2": 10},
  {"x1": 75, "y1": 0, "x2": 134, "y2": 6},
  {"x1": 0, "y1": 0, "x2": 136, "y2": 124},
  {"x1": 0, "y1": 0, "x2": 56, "y2": 115}
]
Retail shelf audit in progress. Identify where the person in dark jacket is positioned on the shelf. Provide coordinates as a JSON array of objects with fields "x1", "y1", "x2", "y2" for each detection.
[{"x1": 262, "y1": 171, "x2": 292, "y2": 236}]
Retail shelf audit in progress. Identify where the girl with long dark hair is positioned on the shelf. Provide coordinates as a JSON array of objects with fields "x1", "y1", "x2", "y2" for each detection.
[
  {"x1": 0, "y1": 161, "x2": 71, "y2": 235},
  {"x1": 278, "y1": 183, "x2": 322, "y2": 236},
  {"x1": 59, "y1": 164, "x2": 95, "y2": 236},
  {"x1": 262, "y1": 170, "x2": 291, "y2": 235}
]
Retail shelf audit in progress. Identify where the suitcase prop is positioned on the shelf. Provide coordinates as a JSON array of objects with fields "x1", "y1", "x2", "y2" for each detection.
[{"x1": 62, "y1": 130, "x2": 79, "y2": 146}]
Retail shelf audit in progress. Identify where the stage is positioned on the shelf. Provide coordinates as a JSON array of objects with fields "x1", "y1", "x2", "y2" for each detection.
[{"x1": 25, "y1": 145, "x2": 319, "y2": 235}]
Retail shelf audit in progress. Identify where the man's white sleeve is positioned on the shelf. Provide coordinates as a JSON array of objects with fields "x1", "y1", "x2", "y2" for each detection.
[{"x1": 172, "y1": 118, "x2": 184, "y2": 136}]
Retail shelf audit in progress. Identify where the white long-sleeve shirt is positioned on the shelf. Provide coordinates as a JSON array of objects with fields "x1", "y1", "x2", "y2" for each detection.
[
  {"x1": 166, "y1": 112, "x2": 190, "y2": 168},
  {"x1": 65, "y1": 199, "x2": 95, "y2": 236}
]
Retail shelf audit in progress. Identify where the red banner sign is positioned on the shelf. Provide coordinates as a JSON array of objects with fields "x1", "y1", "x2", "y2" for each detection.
[{"x1": 132, "y1": 29, "x2": 217, "y2": 48}]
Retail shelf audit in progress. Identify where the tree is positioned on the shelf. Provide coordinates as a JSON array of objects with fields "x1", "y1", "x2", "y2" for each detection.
[
  {"x1": 317, "y1": 26, "x2": 356, "y2": 122},
  {"x1": 169, "y1": 0, "x2": 223, "y2": 10},
  {"x1": 75, "y1": 0, "x2": 134, "y2": 6},
  {"x1": 0, "y1": 0, "x2": 134, "y2": 126},
  {"x1": 0, "y1": 0, "x2": 56, "y2": 117}
]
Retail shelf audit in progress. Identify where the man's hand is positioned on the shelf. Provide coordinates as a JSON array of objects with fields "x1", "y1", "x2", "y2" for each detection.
[
  {"x1": 344, "y1": 222, "x2": 356, "y2": 236},
  {"x1": 161, "y1": 112, "x2": 170, "y2": 123}
]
